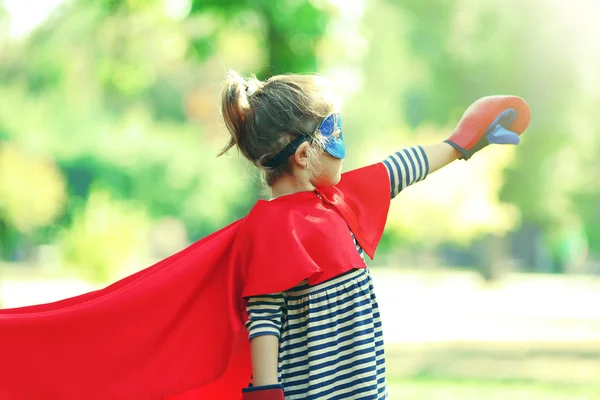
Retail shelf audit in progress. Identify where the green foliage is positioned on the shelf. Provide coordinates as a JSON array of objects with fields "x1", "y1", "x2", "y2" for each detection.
[
  {"x1": 189, "y1": 0, "x2": 329, "y2": 75},
  {"x1": 0, "y1": 0, "x2": 598, "y2": 279},
  {"x1": 388, "y1": 378, "x2": 600, "y2": 400},
  {"x1": 0, "y1": 0, "x2": 335, "y2": 279},
  {"x1": 354, "y1": 0, "x2": 600, "y2": 259},
  {"x1": 58, "y1": 188, "x2": 150, "y2": 283},
  {"x1": 0, "y1": 145, "x2": 66, "y2": 232}
]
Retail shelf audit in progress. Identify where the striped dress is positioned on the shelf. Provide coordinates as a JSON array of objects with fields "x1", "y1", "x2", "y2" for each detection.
[{"x1": 246, "y1": 146, "x2": 429, "y2": 399}]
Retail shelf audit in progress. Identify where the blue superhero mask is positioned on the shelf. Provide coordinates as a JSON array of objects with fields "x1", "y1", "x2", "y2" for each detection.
[
  {"x1": 262, "y1": 113, "x2": 346, "y2": 169},
  {"x1": 318, "y1": 113, "x2": 345, "y2": 159}
]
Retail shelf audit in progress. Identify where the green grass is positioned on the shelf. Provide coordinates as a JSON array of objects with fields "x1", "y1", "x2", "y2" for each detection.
[{"x1": 388, "y1": 378, "x2": 600, "y2": 400}]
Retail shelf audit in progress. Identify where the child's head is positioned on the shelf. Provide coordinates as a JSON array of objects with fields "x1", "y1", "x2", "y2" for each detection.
[{"x1": 219, "y1": 71, "x2": 343, "y2": 187}]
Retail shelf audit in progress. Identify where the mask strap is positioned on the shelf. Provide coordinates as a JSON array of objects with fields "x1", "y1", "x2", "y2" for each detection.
[{"x1": 262, "y1": 134, "x2": 312, "y2": 169}]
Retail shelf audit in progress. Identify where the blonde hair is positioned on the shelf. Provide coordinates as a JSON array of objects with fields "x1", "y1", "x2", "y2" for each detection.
[{"x1": 219, "y1": 71, "x2": 337, "y2": 186}]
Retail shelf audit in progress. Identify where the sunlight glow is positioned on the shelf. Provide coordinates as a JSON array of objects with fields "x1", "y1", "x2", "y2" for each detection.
[
  {"x1": 3, "y1": 0, "x2": 64, "y2": 38},
  {"x1": 552, "y1": 0, "x2": 600, "y2": 94}
]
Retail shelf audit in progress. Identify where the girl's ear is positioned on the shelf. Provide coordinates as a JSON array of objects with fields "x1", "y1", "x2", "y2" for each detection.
[{"x1": 293, "y1": 142, "x2": 310, "y2": 168}]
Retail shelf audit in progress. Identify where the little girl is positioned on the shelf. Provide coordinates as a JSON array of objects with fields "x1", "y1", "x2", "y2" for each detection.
[
  {"x1": 0, "y1": 71, "x2": 529, "y2": 400},
  {"x1": 219, "y1": 71, "x2": 529, "y2": 400}
]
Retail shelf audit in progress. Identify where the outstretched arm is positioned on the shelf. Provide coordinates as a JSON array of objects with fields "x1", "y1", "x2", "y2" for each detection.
[
  {"x1": 382, "y1": 142, "x2": 459, "y2": 198},
  {"x1": 422, "y1": 142, "x2": 461, "y2": 174},
  {"x1": 383, "y1": 95, "x2": 530, "y2": 198}
]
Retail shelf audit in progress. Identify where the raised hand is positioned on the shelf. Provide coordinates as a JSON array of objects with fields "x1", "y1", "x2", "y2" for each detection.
[{"x1": 445, "y1": 96, "x2": 531, "y2": 159}]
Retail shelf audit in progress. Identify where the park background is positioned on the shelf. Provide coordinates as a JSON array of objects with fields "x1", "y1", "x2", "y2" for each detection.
[{"x1": 0, "y1": 0, "x2": 599, "y2": 398}]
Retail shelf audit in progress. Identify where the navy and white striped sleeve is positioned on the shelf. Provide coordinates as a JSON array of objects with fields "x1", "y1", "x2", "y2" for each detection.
[
  {"x1": 382, "y1": 146, "x2": 430, "y2": 199},
  {"x1": 245, "y1": 293, "x2": 286, "y2": 339}
]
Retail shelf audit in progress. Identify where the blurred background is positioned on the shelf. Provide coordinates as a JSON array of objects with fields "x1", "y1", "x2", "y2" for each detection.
[{"x1": 0, "y1": 0, "x2": 599, "y2": 398}]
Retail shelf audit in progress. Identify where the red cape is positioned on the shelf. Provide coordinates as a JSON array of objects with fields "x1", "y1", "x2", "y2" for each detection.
[{"x1": 0, "y1": 163, "x2": 390, "y2": 400}]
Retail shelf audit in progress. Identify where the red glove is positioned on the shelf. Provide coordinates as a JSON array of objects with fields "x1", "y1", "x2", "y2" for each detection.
[
  {"x1": 242, "y1": 384, "x2": 285, "y2": 400},
  {"x1": 445, "y1": 95, "x2": 530, "y2": 159}
]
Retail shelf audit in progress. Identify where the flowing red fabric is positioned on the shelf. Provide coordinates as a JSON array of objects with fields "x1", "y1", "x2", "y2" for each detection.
[{"x1": 0, "y1": 162, "x2": 390, "y2": 400}]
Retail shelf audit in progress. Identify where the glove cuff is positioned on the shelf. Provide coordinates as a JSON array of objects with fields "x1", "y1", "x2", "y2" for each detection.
[
  {"x1": 444, "y1": 139, "x2": 471, "y2": 160},
  {"x1": 242, "y1": 384, "x2": 285, "y2": 400}
]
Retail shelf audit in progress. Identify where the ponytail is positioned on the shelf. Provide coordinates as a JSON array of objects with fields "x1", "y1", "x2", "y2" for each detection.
[{"x1": 218, "y1": 71, "x2": 262, "y2": 158}]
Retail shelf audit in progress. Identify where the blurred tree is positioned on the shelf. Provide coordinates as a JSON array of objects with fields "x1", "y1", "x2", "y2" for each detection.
[
  {"x1": 0, "y1": 0, "x2": 336, "y2": 281},
  {"x1": 354, "y1": 0, "x2": 524, "y2": 259},
  {"x1": 0, "y1": 145, "x2": 66, "y2": 258},
  {"x1": 0, "y1": 0, "x2": 597, "y2": 283},
  {"x1": 496, "y1": 2, "x2": 600, "y2": 264},
  {"x1": 58, "y1": 187, "x2": 151, "y2": 282},
  {"x1": 189, "y1": 0, "x2": 330, "y2": 76},
  {"x1": 355, "y1": 0, "x2": 600, "y2": 273}
]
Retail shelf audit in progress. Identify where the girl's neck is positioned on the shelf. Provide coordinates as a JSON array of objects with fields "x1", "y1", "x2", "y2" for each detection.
[{"x1": 270, "y1": 174, "x2": 315, "y2": 199}]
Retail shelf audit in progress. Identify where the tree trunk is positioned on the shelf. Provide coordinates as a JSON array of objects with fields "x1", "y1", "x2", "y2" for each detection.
[{"x1": 477, "y1": 234, "x2": 509, "y2": 282}]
